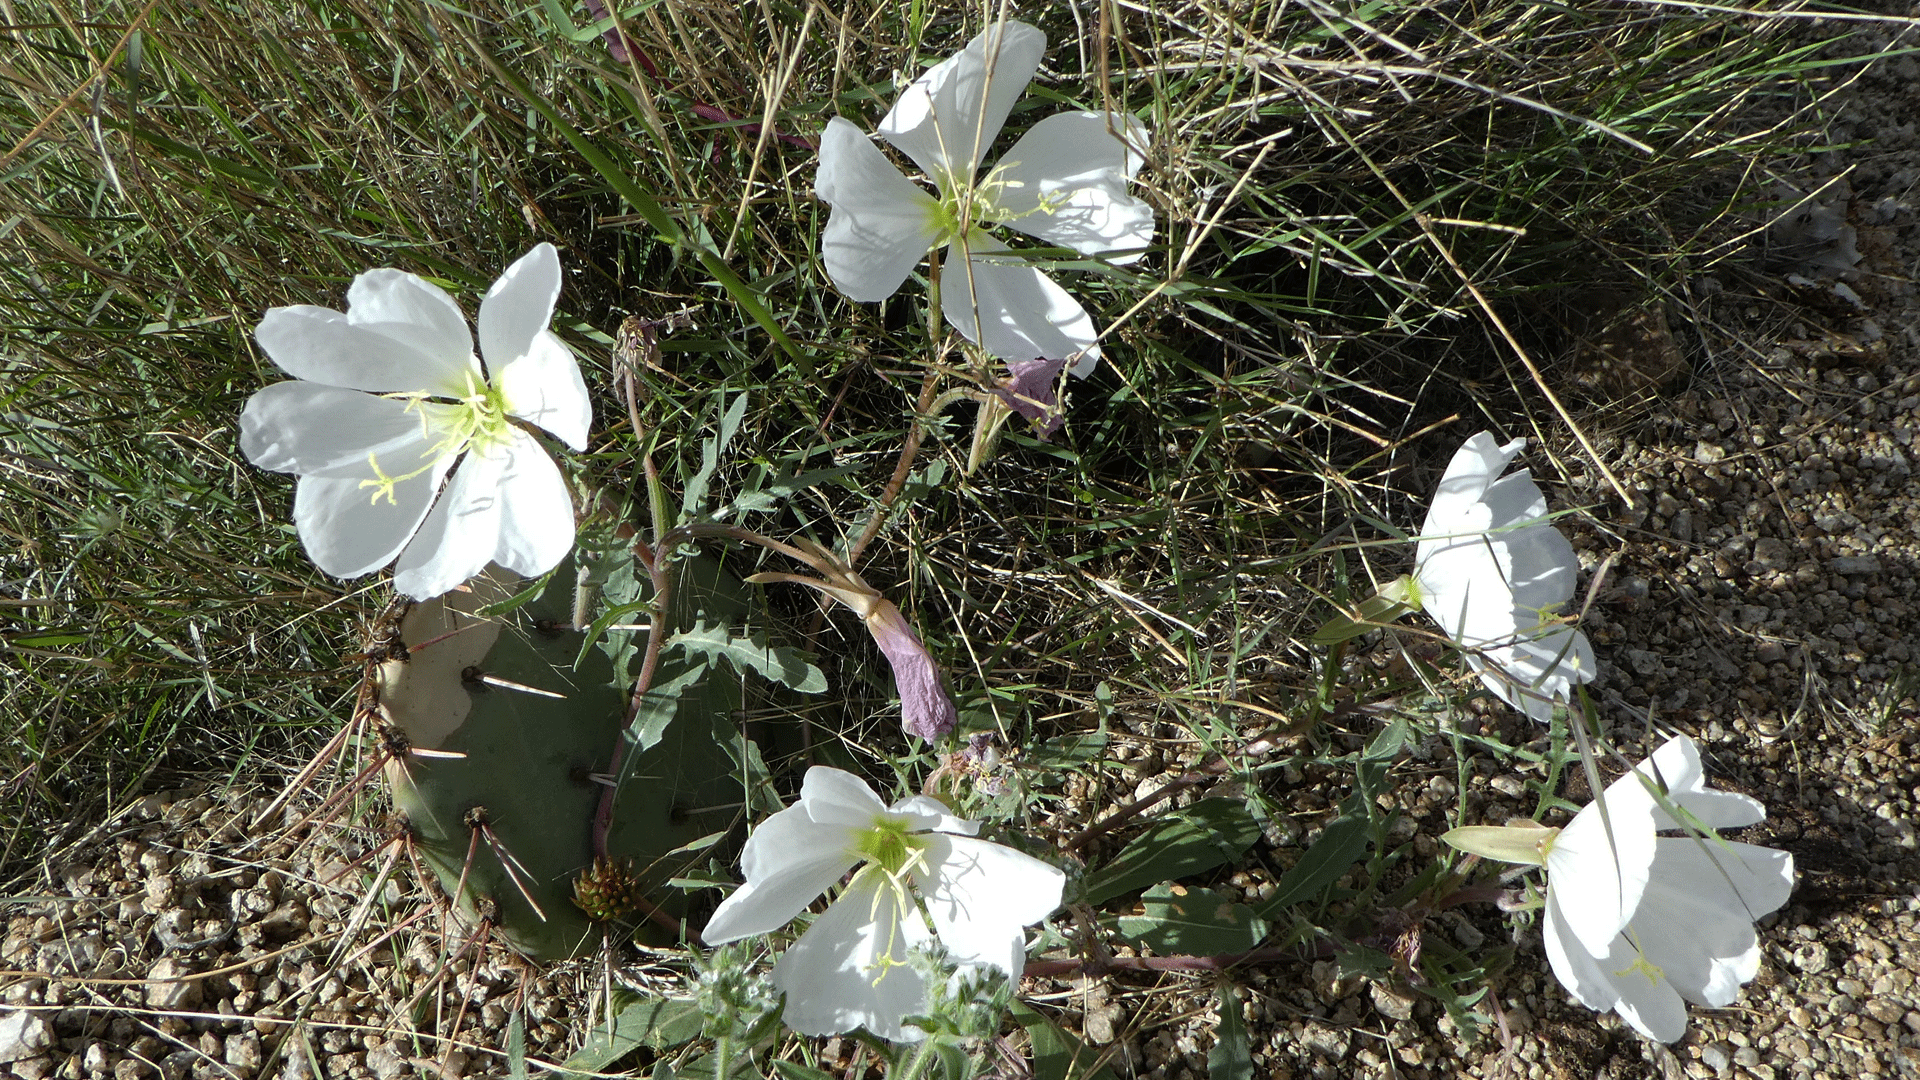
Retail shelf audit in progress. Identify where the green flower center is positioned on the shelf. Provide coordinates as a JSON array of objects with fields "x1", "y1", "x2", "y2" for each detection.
[
  {"x1": 359, "y1": 367, "x2": 514, "y2": 506},
  {"x1": 926, "y1": 160, "x2": 1072, "y2": 248},
  {"x1": 852, "y1": 814, "x2": 928, "y2": 878}
]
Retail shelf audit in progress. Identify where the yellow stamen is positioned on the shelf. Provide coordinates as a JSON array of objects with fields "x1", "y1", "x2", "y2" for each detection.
[{"x1": 355, "y1": 368, "x2": 513, "y2": 503}]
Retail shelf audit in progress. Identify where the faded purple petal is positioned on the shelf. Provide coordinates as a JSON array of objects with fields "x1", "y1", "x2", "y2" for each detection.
[
  {"x1": 963, "y1": 732, "x2": 994, "y2": 762},
  {"x1": 866, "y1": 601, "x2": 957, "y2": 743},
  {"x1": 991, "y1": 357, "x2": 1068, "y2": 439}
]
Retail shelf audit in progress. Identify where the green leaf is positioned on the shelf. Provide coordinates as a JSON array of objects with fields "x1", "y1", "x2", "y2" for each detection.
[
  {"x1": 1083, "y1": 798, "x2": 1261, "y2": 905},
  {"x1": 932, "y1": 1043, "x2": 972, "y2": 1080},
  {"x1": 1254, "y1": 812, "x2": 1370, "y2": 918},
  {"x1": 1250, "y1": 720, "x2": 1403, "y2": 919},
  {"x1": 565, "y1": 0, "x2": 678, "y2": 41},
  {"x1": 1310, "y1": 584, "x2": 1417, "y2": 646},
  {"x1": 5, "y1": 633, "x2": 89, "y2": 648},
  {"x1": 1011, "y1": 1002, "x2": 1118, "y2": 1080},
  {"x1": 669, "y1": 620, "x2": 826, "y2": 694},
  {"x1": 629, "y1": 663, "x2": 711, "y2": 750},
  {"x1": 667, "y1": 829, "x2": 730, "y2": 856},
  {"x1": 563, "y1": 997, "x2": 704, "y2": 1077},
  {"x1": 507, "y1": 1013, "x2": 528, "y2": 1080},
  {"x1": 1030, "y1": 731, "x2": 1108, "y2": 770},
  {"x1": 1115, "y1": 884, "x2": 1269, "y2": 955},
  {"x1": 721, "y1": 726, "x2": 784, "y2": 815},
  {"x1": 579, "y1": 597, "x2": 653, "y2": 678},
  {"x1": 719, "y1": 463, "x2": 866, "y2": 518},
  {"x1": 684, "y1": 391, "x2": 749, "y2": 518},
  {"x1": 474, "y1": 569, "x2": 555, "y2": 620},
  {"x1": 1357, "y1": 717, "x2": 1407, "y2": 801},
  {"x1": 1207, "y1": 987, "x2": 1252, "y2": 1080},
  {"x1": 771, "y1": 1063, "x2": 837, "y2": 1080}
]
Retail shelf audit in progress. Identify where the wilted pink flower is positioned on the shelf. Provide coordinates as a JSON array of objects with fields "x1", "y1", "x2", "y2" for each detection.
[
  {"x1": 991, "y1": 357, "x2": 1068, "y2": 439},
  {"x1": 862, "y1": 599, "x2": 959, "y2": 741},
  {"x1": 749, "y1": 540, "x2": 956, "y2": 742}
]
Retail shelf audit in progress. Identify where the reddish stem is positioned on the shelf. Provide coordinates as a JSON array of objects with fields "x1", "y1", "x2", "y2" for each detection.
[
  {"x1": 846, "y1": 367, "x2": 942, "y2": 569},
  {"x1": 592, "y1": 360, "x2": 677, "y2": 862}
]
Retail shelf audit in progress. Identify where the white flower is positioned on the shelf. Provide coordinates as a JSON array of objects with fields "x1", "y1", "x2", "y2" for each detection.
[
  {"x1": 701, "y1": 767, "x2": 1064, "y2": 1042},
  {"x1": 1412, "y1": 432, "x2": 1595, "y2": 721},
  {"x1": 1543, "y1": 735, "x2": 1794, "y2": 1042},
  {"x1": 239, "y1": 244, "x2": 590, "y2": 601},
  {"x1": 815, "y1": 21, "x2": 1153, "y2": 375}
]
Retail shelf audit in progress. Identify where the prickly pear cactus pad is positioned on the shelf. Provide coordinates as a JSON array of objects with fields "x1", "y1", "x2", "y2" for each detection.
[{"x1": 374, "y1": 562, "x2": 743, "y2": 960}]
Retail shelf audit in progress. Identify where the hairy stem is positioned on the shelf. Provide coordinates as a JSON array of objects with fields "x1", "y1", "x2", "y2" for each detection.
[{"x1": 890, "y1": 1031, "x2": 942, "y2": 1080}]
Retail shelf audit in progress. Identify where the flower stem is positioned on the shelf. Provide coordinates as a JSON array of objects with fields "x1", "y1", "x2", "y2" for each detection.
[
  {"x1": 846, "y1": 366, "x2": 941, "y2": 568},
  {"x1": 592, "y1": 383, "x2": 678, "y2": 865}
]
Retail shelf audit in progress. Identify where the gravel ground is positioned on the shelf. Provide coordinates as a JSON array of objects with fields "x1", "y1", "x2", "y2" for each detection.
[{"x1": 5, "y1": 17, "x2": 1920, "y2": 1080}]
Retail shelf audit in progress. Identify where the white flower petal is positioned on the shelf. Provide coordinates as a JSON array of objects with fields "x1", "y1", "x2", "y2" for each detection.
[
  {"x1": 241, "y1": 383, "x2": 454, "y2": 578},
  {"x1": 1413, "y1": 431, "x2": 1593, "y2": 719},
  {"x1": 1627, "y1": 839, "x2": 1792, "y2": 1007},
  {"x1": 915, "y1": 833, "x2": 1062, "y2": 977},
  {"x1": 1545, "y1": 784, "x2": 1658, "y2": 958},
  {"x1": 1606, "y1": 942, "x2": 1693, "y2": 1042},
  {"x1": 1640, "y1": 735, "x2": 1768, "y2": 831},
  {"x1": 704, "y1": 803, "x2": 861, "y2": 944},
  {"x1": 799, "y1": 766, "x2": 892, "y2": 829},
  {"x1": 344, "y1": 268, "x2": 477, "y2": 380},
  {"x1": 1544, "y1": 739, "x2": 1793, "y2": 1043},
  {"x1": 1468, "y1": 623, "x2": 1596, "y2": 723},
  {"x1": 890, "y1": 795, "x2": 980, "y2": 837},
  {"x1": 1545, "y1": 878, "x2": 1690, "y2": 1042},
  {"x1": 391, "y1": 446, "x2": 509, "y2": 600},
  {"x1": 498, "y1": 330, "x2": 591, "y2": 451},
  {"x1": 240, "y1": 382, "x2": 432, "y2": 477},
  {"x1": 815, "y1": 117, "x2": 944, "y2": 302},
  {"x1": 484, "y1": 430, "x2": 577, "y2": 579},
  {"x1": 1497, "y1": 524, "x2": 1581, "y2": 613},
  {"x1": 256, "y1": 305, "x2": 474, "y2": 397},
  {"x1": 291, "y1": 470, "x2": 442, "y2": 580},
  {"x1": 478, "y1": 243, "x2": 563, "y2": 380},
  {"x1": 940, "y1": 237, "x2": 1100, "y2": 375},
  {"x1": 1415, "y1": 433, "x2": 1526, "y2": 566},
  {"x1": 997, "y1": 111, "x2": 1154, "y2": 262},
  {"x1": 879, "y1": 22, "x2": 1046, "y2": 185},
  {"x1": 1412, "y1": 536, "x2": 1508, "y2": 650},
  {"x1": 1543, "y1": 884, "x2": 1628, "y2": 1010},
  {"x1": 771, "y1": 874, "x2": 932, "y2": 1042}
]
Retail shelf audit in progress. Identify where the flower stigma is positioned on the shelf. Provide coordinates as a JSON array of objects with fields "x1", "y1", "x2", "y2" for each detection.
[
  {"x1": 1613, "y1": 931, "x2": 1667, "y2": 986},
  {"x1": 846, "y1": 815, "x2": 932, "y2": 989}
]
